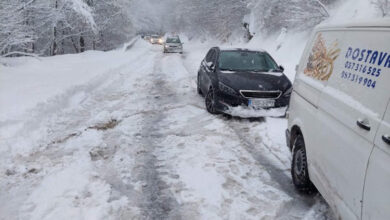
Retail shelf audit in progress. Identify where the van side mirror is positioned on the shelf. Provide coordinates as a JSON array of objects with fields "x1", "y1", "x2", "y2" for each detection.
[
  {"x1": 279, "y1": 65, "x2": 285, "y2": 72},
  {"x1": 295, "y1": 65, "x2": 299, "y2": 72}
]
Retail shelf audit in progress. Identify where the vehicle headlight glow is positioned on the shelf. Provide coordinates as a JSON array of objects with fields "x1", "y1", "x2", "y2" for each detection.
[
  {"x1": 219, "y1": 82, "x2": 237, "y2": 96},
  {"x1": 159, "y1": 39, "x2": 163, "y2": 43}
]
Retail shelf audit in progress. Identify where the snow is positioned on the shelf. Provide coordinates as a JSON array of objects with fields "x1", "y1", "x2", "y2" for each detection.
[
  {"x1": 3, "y1": 0, "x2": 381, "y2": 215},
  {"x1": 326, "y1": 0, "x2": 378, "y2": 24},
  {"x1": 0, "y1": 1, "x2": 384, "y2": 219},
  {"x1": 0, "y1": 41, "x2": 333, "y2": 219},
  {"x1": 68, "y1": 0, "x2": 98, "y2": 33},
  {"x1": 225, "y1": 106, "x2": 287, "y2": 118},
  {"x1": 0, "y1": 39, "x2": 150, "y2": 122}
]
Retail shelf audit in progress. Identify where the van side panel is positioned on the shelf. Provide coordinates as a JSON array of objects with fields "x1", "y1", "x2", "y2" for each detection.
[
  {"x1": 290, "y1": 28, "x2": 390, "y2": 219},
  {"x1": 363, "y1": 102, "x2": 390, "y2": 220},
  {"x1": 316, "y1": 28, "x2": 390, "y2": 219}
]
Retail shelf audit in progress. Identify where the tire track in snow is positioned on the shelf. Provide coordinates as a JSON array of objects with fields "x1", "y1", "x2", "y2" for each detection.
[
  {"x1": 225, "y1": 122, "x2": 323, "y2": 219},
  {"x1": 135, "y1": 52, "x2": 182, "y2": 220}
]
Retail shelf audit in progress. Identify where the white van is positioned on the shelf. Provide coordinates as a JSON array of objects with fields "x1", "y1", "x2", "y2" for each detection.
[{"x1": 286, "y1": 20, "x2": 390, "y2": 220}]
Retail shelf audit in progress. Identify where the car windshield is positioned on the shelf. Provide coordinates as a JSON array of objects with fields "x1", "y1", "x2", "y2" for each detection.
[
  {"x1": 218, "y1": 51, "x2": 279, "y2": 72},
  {"x1": 166, "y1": 38, "x2": 181, "y2": 43}
]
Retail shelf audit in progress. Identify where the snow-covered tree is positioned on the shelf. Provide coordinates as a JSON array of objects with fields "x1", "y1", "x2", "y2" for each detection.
[
  {"x1": 0, "y1": 0, "x2": 135, "y2": 56},
  {"x1": 1, "y1": 0, "x2": 342, "y2": 57},
  {"x1": 247, "y1": 0, "x2": 330, "y2": 36},
  {"x1": 0, "y1": 0, "x2": 35, "y2": 56},
  {"x1": 372, "y1": 0, "x2": 390, "y2": 17}
]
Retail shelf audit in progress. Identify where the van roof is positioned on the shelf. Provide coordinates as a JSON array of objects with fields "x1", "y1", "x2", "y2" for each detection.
[{"x1": 317, "y1": 18, "x2": 390, "y2": 30}]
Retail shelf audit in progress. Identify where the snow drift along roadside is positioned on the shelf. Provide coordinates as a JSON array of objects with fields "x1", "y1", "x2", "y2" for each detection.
[{"x1": 0, "y1": 39, "x2": 150, "y2": 123}]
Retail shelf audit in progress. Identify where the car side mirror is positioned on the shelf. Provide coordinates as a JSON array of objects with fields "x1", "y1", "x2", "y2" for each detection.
[
  {"x1": 206, "y1": 61, "x2": 213, "y2": 68},
  {"x1": 279, "y1": 65, "x2": 285, "y2": 72},
  {"x1": 210, "y1": 64, "x2": 216, "y2": 72},
  {"x1": 295, "y1": 65, "x2": 299, "y2": 72},
  {"x1": 205, "y1": 61, "x2": 216, "y2": 72}
]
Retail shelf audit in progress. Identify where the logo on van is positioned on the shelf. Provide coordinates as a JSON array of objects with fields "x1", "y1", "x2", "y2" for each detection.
[{"x1": 304, "y1": 33, "x2": 341, "y2": 81}]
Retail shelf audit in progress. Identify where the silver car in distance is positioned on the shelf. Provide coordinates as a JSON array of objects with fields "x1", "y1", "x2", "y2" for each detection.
[{"x1": 163, "y1": 37, "x2": 183, "y2": 54}]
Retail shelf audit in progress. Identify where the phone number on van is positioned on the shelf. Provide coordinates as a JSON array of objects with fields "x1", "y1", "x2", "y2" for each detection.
[
  {"x1": 344, "y1": 61, "x2": 382, "y2": 77},
  {"x1": 340, "y1": 70, "x2": 376, "y2": 89}
]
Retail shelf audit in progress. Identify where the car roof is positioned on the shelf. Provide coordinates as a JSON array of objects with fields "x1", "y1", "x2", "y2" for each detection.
[
  {"x1": 217, "y1": 47, "x2": 266, "y2": 53},
  {"x1": 317, "y1": 18, "x2": 390, "y2": 30}
]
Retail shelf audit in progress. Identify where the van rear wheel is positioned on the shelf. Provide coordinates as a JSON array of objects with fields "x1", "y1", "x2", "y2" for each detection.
[{"x1": 291, "y1": 135, "x2": 316, "y2": 193}]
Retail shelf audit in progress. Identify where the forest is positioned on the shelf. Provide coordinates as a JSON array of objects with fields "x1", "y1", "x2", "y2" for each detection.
[{"x1": 0, "y1": 0, "x2": 388, "y2": 57}]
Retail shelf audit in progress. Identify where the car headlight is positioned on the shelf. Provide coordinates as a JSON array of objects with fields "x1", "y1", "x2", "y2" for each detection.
[
  {"x1": 283, "y1": 86, "x2": 293, "y2": 97},
  {"x1": 159, "y1": 39, "x2": 163, "y2": 43},
  {"x1": 219, "y1": 82, "x2": 237, "y2": 96}
]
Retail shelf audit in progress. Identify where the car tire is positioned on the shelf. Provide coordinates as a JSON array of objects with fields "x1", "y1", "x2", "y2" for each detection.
[
  {"x1": 197, "y1": 75, "x2": 203, "y2": 96},
  {"x1": 205, "y1": 88, "x2": 218, "y2": 114},
  {"x1": 291, "y1": 135, "x2": 316, "y2": 193}
]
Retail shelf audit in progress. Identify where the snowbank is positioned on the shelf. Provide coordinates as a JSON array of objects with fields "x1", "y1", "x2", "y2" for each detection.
[{"x1": 0, "y1": 40, "x2": 150, "y2": 122}]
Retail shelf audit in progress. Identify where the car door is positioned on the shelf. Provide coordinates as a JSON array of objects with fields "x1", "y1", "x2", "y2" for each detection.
[
  {"x1": 200, "y1": 49, "x2": 216, "y2": 93},
  {"x1": 311, "y1": 29, "x2": 390, "y2": 219},
  {"x1": 363, "y1": 101, "x2": 390, "y2": 220},
  {"x1": 199, "y1": 49, "x2": 212, "y2": 93}
]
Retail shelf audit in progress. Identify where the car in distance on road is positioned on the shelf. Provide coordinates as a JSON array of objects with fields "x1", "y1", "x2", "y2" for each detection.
[
  {"x1": 163, "y1": 37, "x2": 183, "y2": 54},
  {"x1": 197, "y1": 47, "x2": 292, "y2": 115},
  {"x1": 150, "y1": 35, "x2": 163, "y2": 44},
  {"x1": 286, "y1": 20, "x2": 390, "y2": 220}
]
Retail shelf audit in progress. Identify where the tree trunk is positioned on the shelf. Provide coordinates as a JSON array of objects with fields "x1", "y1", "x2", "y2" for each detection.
[
  {"x1": 52, "y1": 26, "x2": 57, "y2": 56},
  {"x1": 71, "y1": 37, "x2": 80, "y2": 53},
  {"x1": 52, "y1": 0, "x2": 58, "y2": 56},
  {"x1": 80, "y1": 36, "x2": 85, "y2": 53}
]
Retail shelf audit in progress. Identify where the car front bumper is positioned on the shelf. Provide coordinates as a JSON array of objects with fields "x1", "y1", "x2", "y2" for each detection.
[{"x1": 213, "y1": 90, "x2": 290, "y2": 116}]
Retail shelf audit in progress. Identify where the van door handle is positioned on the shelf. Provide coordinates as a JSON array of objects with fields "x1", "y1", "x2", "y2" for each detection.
[
  {"x1": 383, "y1": 135, "x2": 390, "y2": 145},
  {"x1": 357, "y1": 119, "x2": 371, "y2": 131}
]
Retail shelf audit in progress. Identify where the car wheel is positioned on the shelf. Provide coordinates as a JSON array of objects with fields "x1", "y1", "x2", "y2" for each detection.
[
  {"x1": 197, "y1": 75, "x2": 203, "y2": 96},
  {"x1": 205, "y1": 88, "x2": 218, "y2": 114},
  {"x1": 291, "y1": 135, "x2": 316, "y2": 193}
]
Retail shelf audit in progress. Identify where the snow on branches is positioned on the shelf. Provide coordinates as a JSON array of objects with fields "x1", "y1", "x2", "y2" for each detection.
[{"x1": 0, "y1": 0, "x2": 134, "y2": 57}]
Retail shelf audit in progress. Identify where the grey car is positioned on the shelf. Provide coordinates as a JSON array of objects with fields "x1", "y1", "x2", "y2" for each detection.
[{"x1": 163, "y1": 37, "x2": 183, "y2": 54}]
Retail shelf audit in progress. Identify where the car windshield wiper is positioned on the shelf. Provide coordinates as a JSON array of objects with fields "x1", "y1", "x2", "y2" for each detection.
[
  {"x1": 220, "y1": 68, "x2": 236, "y2": 71},
  {"x1": 251, "y1": 69, "x2": 269, "y2": 72}
]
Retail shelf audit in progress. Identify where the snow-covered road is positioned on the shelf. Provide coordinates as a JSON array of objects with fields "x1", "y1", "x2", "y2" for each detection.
[{"x1": 0, "y1": 42, "x2": 333, "y2": 220}]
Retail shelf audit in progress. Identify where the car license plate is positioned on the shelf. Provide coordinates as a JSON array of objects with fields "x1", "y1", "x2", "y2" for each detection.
[{"x1": 249, "y1": 99, "x2": 275, "y2": 109}]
